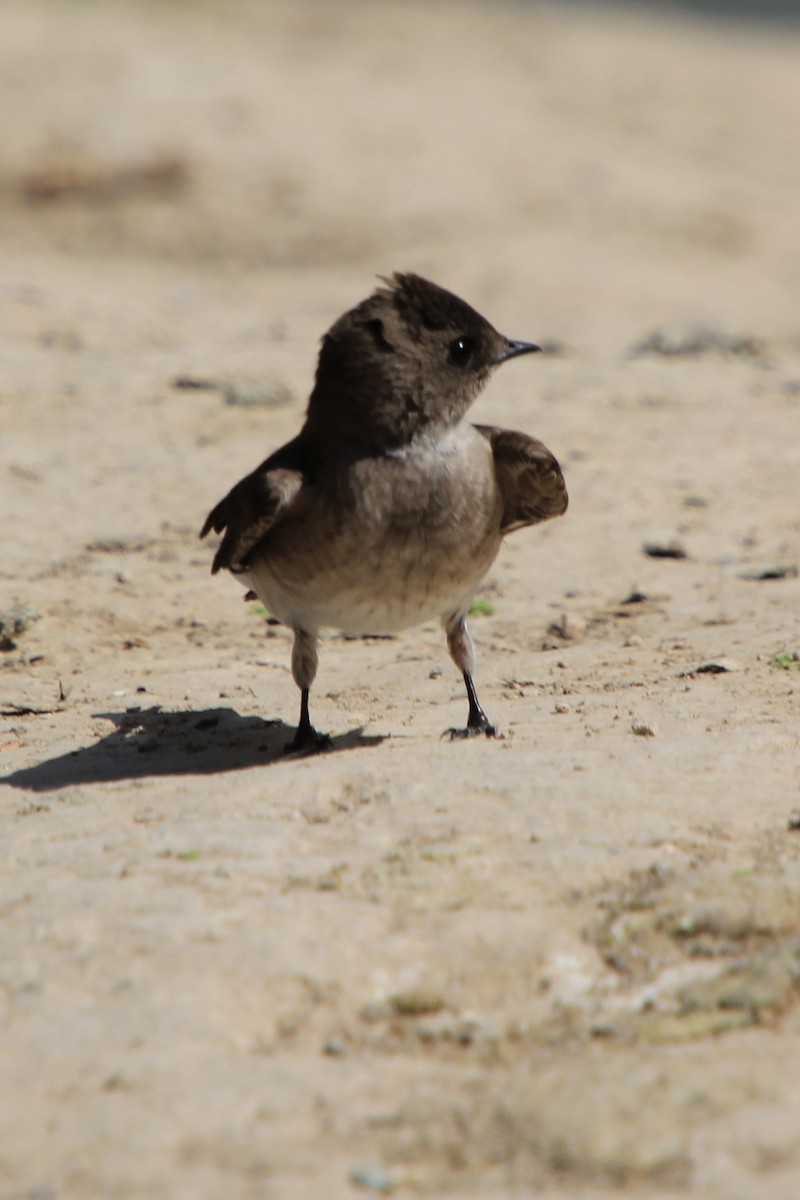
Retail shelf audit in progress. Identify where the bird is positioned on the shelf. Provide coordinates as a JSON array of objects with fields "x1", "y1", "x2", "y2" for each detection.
[{"x1": 200, "y1": 272, "x2": 567, "y2": 752}]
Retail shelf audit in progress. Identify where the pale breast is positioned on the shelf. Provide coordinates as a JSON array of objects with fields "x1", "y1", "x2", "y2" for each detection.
[{"x1": 242, "y1": 424, "x2": 503, "y2": 635}]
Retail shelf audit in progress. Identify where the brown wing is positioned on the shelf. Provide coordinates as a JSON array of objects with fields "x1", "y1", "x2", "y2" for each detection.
[
  {"x1": 200, "y1": 435, "x2": 313, "y2": 574},
  {"x1": 475, "y1": 425, "x2": 568, "y2": 535}
]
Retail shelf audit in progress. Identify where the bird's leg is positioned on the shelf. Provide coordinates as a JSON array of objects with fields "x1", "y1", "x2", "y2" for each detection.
[
  {"x1": 462, "y1": 670, "x2": 495, "y2": 735},
  {"x1": 443, "y1": 613, "x2": 500, "y2": 739},
  {"x1": 292, "y1": 686, "x2": 328, "y2": 751},
  {"x1": 286, "y1": 627, "x2": 331, "y2": 753}
]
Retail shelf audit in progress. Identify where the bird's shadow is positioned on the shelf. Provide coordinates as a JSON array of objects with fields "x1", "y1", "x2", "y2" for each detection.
[{"x1": 2, "y1": 706, "x2": 384, "y2": 793}]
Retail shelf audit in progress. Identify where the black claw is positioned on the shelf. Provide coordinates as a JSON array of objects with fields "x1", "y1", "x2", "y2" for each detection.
[
  {"x1": 283, "y1": 727, "x2": 332, "y2": 755},
  {"x1": 444, "y1": 720, "x2": 502, "y2": 741}
]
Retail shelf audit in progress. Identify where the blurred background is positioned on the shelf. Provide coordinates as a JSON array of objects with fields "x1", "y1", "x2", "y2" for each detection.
[{"x1": 2, "y1": 0, "x2": 798, "y2": 344}]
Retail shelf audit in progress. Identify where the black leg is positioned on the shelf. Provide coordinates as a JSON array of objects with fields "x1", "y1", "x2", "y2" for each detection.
[
  {"x1": 445, "y1": 671, "x2": 500, "y2": 740},
  {"x1": 464, "y1": 671, "x2": 496, "y2": 734},
  {"x1": 285, "y1": 687, "x2": 332, "y2": 754}
]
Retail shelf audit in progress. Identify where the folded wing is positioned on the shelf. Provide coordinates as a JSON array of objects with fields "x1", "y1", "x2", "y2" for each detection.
[
  {"x1": 476, "y1": 425, "x2": 568, "y2": 535},
  {"x1": 199, "y1": 437, "x2": 311, "y2": 574}
]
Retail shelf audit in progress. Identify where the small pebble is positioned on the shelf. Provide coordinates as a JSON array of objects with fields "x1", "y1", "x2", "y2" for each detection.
[
  {"x1": 554, "y1": 702, "x2": 571, "y2": 714},
  {"x1": 695, "y1": 658, "x2": 740, "y2": 674},
  {"x1": 787, "y1": 812, "x2": 800, "y2": 832},
  {"x1": 171, "y1": 374, "x2": 217, "y2": 390},
  {"x1": 389, "y1": 988, "x2": 445, "y2": 1017},
  {"x1": 740, "y1": 564, "x2": 798, "y2": 582},
  {"x1": 631, "y1": 722, "x2": 657, "y2": 737},
  {"x1": 590, "y1": 1022, "x2": 618, "y2": 1038},
  {"x1": 643, "y1": 540, "x2": 687, "y2": 560}
]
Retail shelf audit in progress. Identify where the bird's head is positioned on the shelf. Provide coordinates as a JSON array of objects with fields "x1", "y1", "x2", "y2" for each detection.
[{"x1": 306, "y1": 272, "x2": 540, "y2": 450}]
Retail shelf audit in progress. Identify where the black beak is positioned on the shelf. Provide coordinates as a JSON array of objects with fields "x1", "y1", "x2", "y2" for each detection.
[{"x1": 496, "y1": 339, "x2": 542, "y2": 364}]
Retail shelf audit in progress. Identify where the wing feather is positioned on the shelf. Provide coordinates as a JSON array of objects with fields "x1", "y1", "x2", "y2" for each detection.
[
  {"x1": 475, "y1": 424, "x2": 568, "y2": 534},
  {"x1": 200, "y1": 436, "x2": 312, "y2": 573}
]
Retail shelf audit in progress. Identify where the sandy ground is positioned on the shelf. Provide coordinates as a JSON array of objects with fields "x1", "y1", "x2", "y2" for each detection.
[{"x1": 2, "y1": 1, "x2": 800, "y2": 1196}]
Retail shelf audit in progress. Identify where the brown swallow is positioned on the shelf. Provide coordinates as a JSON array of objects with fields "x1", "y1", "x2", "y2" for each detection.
[{"x1": 201, "y1": 273, "x2": 567, "y2": 751}]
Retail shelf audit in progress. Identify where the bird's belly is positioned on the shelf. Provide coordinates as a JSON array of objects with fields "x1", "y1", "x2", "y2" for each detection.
[
  {"x1": 239, "y1": 426, "x2": 503, "y2": 634},
  {"x1": 243, "y1": 522, "x2": 500, "y2": 635}
]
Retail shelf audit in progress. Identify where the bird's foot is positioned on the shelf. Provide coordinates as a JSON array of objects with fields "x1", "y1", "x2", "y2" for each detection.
[
  {"x1": 283, "y1": 726, "x2": 333, "y2": 756},
  {"x1": 443, "y1": 716, "x2": 503, "y2": 741}
]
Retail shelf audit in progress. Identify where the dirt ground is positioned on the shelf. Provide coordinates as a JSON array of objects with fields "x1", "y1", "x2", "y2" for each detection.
[{"x1": 2, "y1": 1, "x2": 800, "y2": 1196}]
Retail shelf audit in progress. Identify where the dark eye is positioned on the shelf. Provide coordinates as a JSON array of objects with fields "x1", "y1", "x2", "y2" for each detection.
[{"x1": 448, "y1": 335, "x2": 476, "y2": 368}]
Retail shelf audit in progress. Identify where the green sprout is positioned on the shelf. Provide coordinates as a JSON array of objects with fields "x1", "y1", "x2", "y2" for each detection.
[{"x1": 469, "y1": 598, "x2": 496, "y2": 618}]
